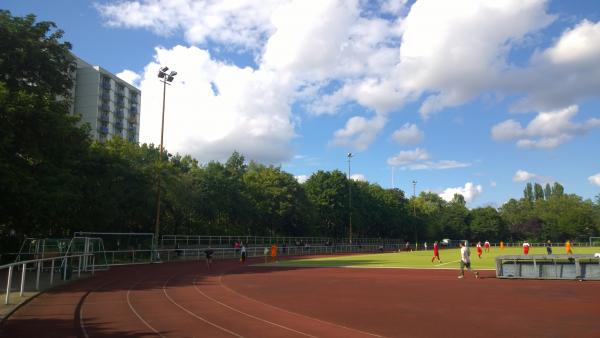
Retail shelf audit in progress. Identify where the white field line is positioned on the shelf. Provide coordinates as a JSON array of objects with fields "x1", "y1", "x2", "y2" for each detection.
[
  {"x1": 162, "y1": 274, "x2": 246, "y2": 338},
  {"x1": 218, "y1": 273, "x2": 386, "y2": 338},
  {"x1": 192, "y1": 275, "x2": 317, "y2": 338},
  {"x1": 127, "y1": 278, "x2": 166, "y2": 338}
]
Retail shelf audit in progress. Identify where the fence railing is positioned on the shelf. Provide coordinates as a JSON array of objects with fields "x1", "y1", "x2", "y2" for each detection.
[
  {"x1": 1, "y1": 253, "x2": 94, "y2": 305},
  {"x1": 88, "y1": 244, "x2": 395, "y2": 268}
]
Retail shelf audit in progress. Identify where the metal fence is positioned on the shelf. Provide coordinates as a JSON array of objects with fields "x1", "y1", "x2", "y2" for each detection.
[
  {"x1": 160, "y1": 235, "x2": 406, "y2": 248},
  {"x1": 495, "y1": 254, "x2": 600, "y2": 280},
  {"x1": 89, "y1": 243, "x2": 394, "y2": 268},
  {"x1": 1, "y1": 253, "x2": 94, "y2": 305}
]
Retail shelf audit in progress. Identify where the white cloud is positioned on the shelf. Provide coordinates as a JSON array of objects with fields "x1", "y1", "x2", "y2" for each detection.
[
  {"x1": 439, "y1": 182, "x2": 483, "y2": 203},
  {"x1": 491, "y1": 105, "x2": 600, "y2": 149},
  {"x1": 391, "y1": 123, "x2": 424, "y2": 145},
  {"x1": 351, "y1": 173, "x2": 366, "y2": 181},
  {"x1": 116, "y1": 69, "x2": 141, "y2": 87},
  {"x1": 96, "y1": 0, "x2": 282, "y2": 49},
  {"x1": 508, "y1": 20, "x2": 600, "y2": 112},
  {"x1": 331, "y1": 115, "x2": 387, "y2": 151},
  {"x1": 387, "y1": 148, "x2": 430, "y2": 166},
  {"x1": 97, "y1": 0, "x2": 600, "y2": 157},
  {"x1": 387, "y1": 148, "x2": 470, "y2": 170},
  {"x1": 512, "y1": 169, "x2": 552, "y2": 183},
  {"x1": 490, "y1": 181, "x2": 497, "y2": 187},
  {"x1": 398, "y1": 0, "x2": 553, "y2": 118},
  {"x1": 588, "y1": 173, "x2": 600, "y2": 187},
  {"x1": 513, "y1": 169, "x2": 537, "y2": 182},
  {"x1": 295, "y1": 175, "x2": 309, "y2": 184},
  {"x1": 138, "y1": 45, "x2": 295, "y2": 163}
]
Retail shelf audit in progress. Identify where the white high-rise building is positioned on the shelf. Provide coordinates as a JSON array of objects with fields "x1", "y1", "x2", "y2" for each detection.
[{"x1": 72, "y1": 56, "x2": 141, "y2": 143}]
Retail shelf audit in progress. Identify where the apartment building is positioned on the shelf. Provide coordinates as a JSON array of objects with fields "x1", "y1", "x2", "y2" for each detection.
[{"x1": 72, "y1": 56, "x2": 141, "y2": 143}]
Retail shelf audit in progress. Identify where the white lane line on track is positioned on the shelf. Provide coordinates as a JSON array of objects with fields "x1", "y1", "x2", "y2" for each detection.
[
  {"x1": 162, "y1": 274, "x2": 246, "y2": 338},
  {"x1": 192, "y1": 275, "x2": 317, "y2": 338},
  {"x1": 218, "y1": 272, "x2": 387, "y2": 338},
  {"x1": 80, "y1": 278, "x2": 124, "y2": 338},
  {"x1": 127, "y1": 278, "x2": 166, "y2": 338}
]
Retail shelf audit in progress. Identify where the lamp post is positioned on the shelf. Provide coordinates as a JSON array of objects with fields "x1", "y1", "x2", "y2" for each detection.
[
  {"x1": 347, "y1": 152, "x2": 353, "y2": 244},
  {"x1": 412, "y1": 180, "x2": 417, "y2": 250},
  {"x1": 154, "y1": 66, "x2": 177, "y2": 257}
]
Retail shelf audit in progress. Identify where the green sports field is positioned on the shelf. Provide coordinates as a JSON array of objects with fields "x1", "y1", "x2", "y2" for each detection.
[{"x1": 264, "y1": 246, "x2": 600, "y2": 270}]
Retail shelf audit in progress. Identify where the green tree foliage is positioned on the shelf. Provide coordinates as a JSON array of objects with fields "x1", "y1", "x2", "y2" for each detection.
[{"x1": 0, "y1": 11, "x2": 90, "y2": 242}]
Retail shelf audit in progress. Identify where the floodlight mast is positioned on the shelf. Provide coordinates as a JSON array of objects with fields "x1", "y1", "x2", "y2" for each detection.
[
  {"x1": 154, "y1": 66, "x2": 177, "y2": 259},
  {"x1": 347, "y1": 152, "x2": 353, "y2": 244},
  {"x1": 412, "y1": 180, "x2": 417, "y2": 250}
]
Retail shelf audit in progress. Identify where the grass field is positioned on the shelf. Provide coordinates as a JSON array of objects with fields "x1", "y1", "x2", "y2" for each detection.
[{"x1": 263, "y1": 246, "x2": 600, "y2": 270}]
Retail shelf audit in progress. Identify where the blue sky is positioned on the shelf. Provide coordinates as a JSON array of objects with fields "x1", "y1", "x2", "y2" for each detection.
[{"x1": 4, "y1": 0, "x2": 600, "y2": 207}]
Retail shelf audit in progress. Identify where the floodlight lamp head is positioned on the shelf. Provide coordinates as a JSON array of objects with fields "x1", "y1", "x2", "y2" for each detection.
[
  {"x1": 160, "y1": 66, "x2": 169, "y2": 72},
  {"x1": 169, "y1": 71, "x2": 177, "y2": 76},
  {"x1": 158, "y1": 72, "x2": 165, "y2": 78},
  {"x1": 347, "y1": 152, "x2": 353, "y2": 158},
  {"x1": 166, "y1": 75, "x2": 174, "y2": 82}
]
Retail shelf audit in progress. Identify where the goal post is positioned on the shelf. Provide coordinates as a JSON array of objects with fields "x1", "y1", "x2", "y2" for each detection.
[{"x1": 589, "y1": 237, "x2": 600, "y2": 247}]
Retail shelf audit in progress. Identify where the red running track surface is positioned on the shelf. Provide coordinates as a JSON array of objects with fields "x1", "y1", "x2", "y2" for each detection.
[{"x1": 1, "y1": 258, "x2": 599, "y2": 338}]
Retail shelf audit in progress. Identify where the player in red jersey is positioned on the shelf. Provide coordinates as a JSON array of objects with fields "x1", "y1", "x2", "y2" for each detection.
[{"x1": 431, "y1": 241, "x2": 441, "y2": 263}]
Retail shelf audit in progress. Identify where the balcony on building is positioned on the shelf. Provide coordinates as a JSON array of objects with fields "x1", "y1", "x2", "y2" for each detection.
[
  {"x1": 115, "y1": 121, "x2": 123, "y2": 130},
  {"x1": 100, "y1": 103, "x2": 110, "y2": 112},
  {"x1": 99, "y1": 113, "x2": 109, "y2": 123},
  {"x1": 101, "y1": 79, "x2": 111, "y2": 90},
  {"x1": 98, "y1": 126, "x2": 109, "y2": 135},
  {"x1": 101, "y1": 92, "x2": 111, "y2": 101},
  {"x1": 115, "y1": 109, "x2": 125, "y2": 119}
]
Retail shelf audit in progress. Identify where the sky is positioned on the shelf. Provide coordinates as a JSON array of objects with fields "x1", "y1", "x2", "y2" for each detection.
[{"x1": 4, "y1": 0, "x2": 600, "y2": 208}]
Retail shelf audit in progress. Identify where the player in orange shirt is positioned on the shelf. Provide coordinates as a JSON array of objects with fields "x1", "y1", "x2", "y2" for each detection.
[
  {"x1": 565, "y1": 240, "x2": 573, "y2": 254},
  {"x1": 270, "y1": 244, "x2": 278, "y2": 263}
]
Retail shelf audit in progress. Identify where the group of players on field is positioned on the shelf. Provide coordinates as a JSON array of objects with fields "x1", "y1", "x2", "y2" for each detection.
[{"x1": 428, "y1": 239, "x2": 575, "y2": 279}]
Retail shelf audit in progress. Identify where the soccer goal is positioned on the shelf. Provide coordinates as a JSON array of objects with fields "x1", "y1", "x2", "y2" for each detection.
[{"x1": 589, "y1": 237, "x2": 600, "y2": 247}]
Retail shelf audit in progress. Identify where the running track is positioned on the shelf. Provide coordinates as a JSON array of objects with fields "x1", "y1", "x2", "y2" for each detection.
[{"x1": 2, "y1": 258, "x2": 599, "y2": 338}]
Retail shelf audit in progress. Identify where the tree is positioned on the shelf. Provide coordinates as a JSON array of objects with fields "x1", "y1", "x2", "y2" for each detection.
[
  {"x1": 534, "y1": 183, "x2": 544, "y2": 201},
  {"x1": 544, "y1": 183, "x2": 552, "y2": 201},
  {"x1": 304, "y1": 171, "x2": 349, "y2": 238},
  {"x1": 523, "y1": 183, "x2": 534, "y2": 202},
  {"x1": 470, "y1": 207, "x2": 506, "y2": 240},
  {"x1": 0, "y1": 11, "x2": 90, "y2": 240}
]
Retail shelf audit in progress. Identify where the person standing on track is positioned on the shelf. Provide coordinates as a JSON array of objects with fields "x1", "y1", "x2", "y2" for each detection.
[
  {"x1": 566, "y1": 240, "x2": 573, "y2": 254},
  {"x1": 522, "y1": 241, "x2": 530, "y2": 255},
  {"x1": 500, "y1": 240, "x2": 505, "y2": 250},
  {"x1": 204, "y1": 248, "x2": 214, "y2": 268},
  {"x1": 546, "y1": 240, "x2": 553, "y2": 255},
  {"x1": 240, "y1": 243, "x2": 247, "y2": 263},
  {"x1": 270, "y1": 243, "x2": 278, "y2": 263},
  {"x1": 476, "y1": 241, "x2": 483, "y2": 258},
  {"x1": 431, "y1": 241, "x2": 441, "y2": 263},
  {"x1": 458, "y1": 241, "x2": 479, "y2": 279},
  {"x1": 484, "y1": 240, "x2": 490, "y2": 253}
]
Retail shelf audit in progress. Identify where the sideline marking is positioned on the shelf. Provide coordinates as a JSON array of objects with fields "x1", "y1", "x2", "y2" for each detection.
[
  {"x1": 127, "y1": 278, "x2": 166, "y2": 338},
  {"x1": 435, "y1": 260, "x2": 460, "y2": 267},
  {"x1": 218, "y1": 270, "x2": 387, "y2": 338},
  {"x1": 192, "y1": 275, "x2": 317, "y2": 338},
  {"x1": 162, "y1": 274, "x2": 246, "y2": 338}
]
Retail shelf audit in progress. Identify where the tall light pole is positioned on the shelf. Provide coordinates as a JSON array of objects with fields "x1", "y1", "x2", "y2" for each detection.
[
  {"x1": 347, "y1": 152, "x2": 353, "y2": 244},
  {"x1": 154, "y1": 66, "x2": 177, "y2": 256},
  {"x1": 412, "y1": 180, "x2": 417, "y2": 250}
]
